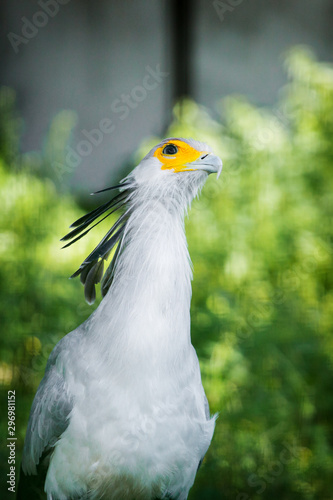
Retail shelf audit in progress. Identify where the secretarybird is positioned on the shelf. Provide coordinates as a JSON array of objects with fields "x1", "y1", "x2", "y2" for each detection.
[{"x1": 18, "y1": 138, "x2": 222, "y2": 500}]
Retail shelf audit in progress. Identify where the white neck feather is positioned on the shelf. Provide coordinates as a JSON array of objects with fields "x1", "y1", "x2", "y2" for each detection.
[{"x1": 90, "y1": 172, "x2": 207, "y2": 367}]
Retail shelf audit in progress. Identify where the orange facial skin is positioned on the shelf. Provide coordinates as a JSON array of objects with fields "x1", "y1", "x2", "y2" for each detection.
[{"x1": 154, "y1": 140, "x2": 208, "y2": 173}]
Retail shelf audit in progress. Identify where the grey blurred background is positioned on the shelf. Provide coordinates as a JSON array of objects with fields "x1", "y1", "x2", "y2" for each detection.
[{"x1": 1, "y1": 0, "x2": 333, "y2": 191}]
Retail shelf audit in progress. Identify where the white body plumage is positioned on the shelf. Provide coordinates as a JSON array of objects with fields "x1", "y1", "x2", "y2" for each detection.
[{"x1": 21, "y1": 138, "x2": 222, "y2": 500}]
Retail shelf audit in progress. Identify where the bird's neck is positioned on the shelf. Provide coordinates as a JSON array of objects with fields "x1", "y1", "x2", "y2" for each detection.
[{"x1": 95, "y1": 198, "x2": 193, "y2": 357}]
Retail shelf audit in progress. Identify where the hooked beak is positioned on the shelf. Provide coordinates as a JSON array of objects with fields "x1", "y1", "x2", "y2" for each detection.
[{"x1": 186, "y1": 153, "x2": 223, "y2": 179}]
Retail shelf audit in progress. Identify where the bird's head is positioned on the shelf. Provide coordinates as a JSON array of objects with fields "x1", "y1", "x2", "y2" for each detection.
[
  {"x1": 131, "y1": 137, "x2": 222, "y2": 188},
  {"x1": 62, "y1": 137, "x2": 222, "y2": 303}
]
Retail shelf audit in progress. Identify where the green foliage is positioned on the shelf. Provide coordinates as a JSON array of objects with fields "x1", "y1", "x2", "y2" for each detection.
[
  {"x1": 0, "y1": 47, "x2": 332, "y2": 499},
  {"x1": 176, "y1": 47, "x2": 333, "y2": 500}
]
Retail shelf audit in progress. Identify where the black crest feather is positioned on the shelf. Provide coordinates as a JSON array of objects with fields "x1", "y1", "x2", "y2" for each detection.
[{"x1": 62, "y1": 183, "x2": 132, "y2": 304}]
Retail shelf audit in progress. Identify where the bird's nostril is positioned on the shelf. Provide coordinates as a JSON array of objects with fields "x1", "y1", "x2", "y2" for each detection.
[{"x1": 201, "y1": 154, "x2": 209, "y2": 160}]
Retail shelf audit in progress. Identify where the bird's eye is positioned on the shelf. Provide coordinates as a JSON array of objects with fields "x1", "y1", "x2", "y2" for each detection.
[{"x1": 162, "y1": 144, "x2": 178, "y2": 155}]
